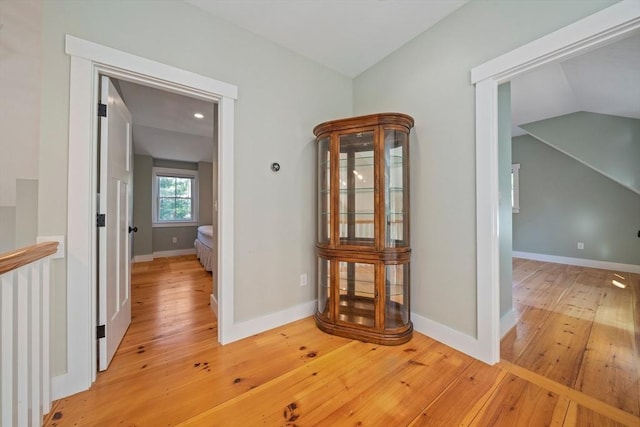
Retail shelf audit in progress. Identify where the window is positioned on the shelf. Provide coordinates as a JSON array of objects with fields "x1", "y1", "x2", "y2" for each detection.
[
  {"x1": 152, "y1": 167, "x2": 198, "y2": 226},
  {"x1": 511, "y1": 163, "x2": 520, "y2": 213}
]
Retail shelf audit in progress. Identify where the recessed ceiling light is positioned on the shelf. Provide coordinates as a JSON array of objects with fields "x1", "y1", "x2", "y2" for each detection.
[{"x1": 194, "y1": 113, "x2": 204, "y2": 119}]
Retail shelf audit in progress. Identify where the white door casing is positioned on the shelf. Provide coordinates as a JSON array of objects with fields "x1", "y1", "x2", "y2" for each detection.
[
  {"x1": 98, "y1": 76, "x2": 133, "y2": 371},
  {"x1": 470, "y1": 0, "x2": 640, "y2": 364},
  {"x1": 63, "y1": 35, "x2": 237, "y2": 400}
]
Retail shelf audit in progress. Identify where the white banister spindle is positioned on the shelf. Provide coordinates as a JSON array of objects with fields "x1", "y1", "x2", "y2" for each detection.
[
  {"x1": 0, "y1": 242, "x2": 56, "y2": 427},
  {"x1": 16, "y1": 267, "x2": 28, "y2": 425},
  {"x1": 1, "y1": 273, "x2": 15, "y2": 427}
]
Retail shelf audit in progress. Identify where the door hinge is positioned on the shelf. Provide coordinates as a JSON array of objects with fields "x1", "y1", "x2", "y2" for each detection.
[
  {"x1": 97, "y1": 213, "x2": 106, "y2": 227},
  {"x1": 98, "y1": 103, "x2": 107, "y2": 117},
  {"x1": 97, "y1": 325, "x2": 105, "y2": 339}
]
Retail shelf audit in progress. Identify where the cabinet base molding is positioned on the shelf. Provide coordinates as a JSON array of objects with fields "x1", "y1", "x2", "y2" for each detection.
[{"x1": 314, "y1": 313, "x2": 413, "y2": 346}]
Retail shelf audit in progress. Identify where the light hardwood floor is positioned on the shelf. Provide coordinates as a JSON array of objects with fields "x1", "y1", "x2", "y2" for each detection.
[
  {"x1": 44, "y1": 256, "x2": 639, "y2": 426},
  {"x1": 502, "y1": 258, "x2": 640, "y2": 419}
]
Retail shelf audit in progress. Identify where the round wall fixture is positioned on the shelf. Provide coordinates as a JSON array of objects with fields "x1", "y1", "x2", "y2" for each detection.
[{"x1": 271, "y1": 162, "x2": 281, "y2": 172}]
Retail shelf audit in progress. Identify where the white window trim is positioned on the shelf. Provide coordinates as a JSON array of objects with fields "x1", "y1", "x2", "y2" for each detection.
[
  {"x1": 511, "y1": 163, "x2": 520, "y2": 213},
  {"x1": 152, "y1": 167, "x2": 198, "y2": 227}
]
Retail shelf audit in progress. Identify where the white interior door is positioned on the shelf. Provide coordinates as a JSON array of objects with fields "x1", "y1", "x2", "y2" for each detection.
[{"x1": 98, "y1": 76, "x2": 133, "y2": 371}]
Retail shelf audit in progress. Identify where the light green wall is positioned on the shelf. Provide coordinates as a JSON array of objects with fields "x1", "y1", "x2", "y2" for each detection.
[
  {"x1": 513, "y1": 134, "x2": 640, "y2": 265},
  {"x1": 39, "y1": 1, "x2": 352, "y2": 377},
  {"x1": 498, "y1": 84, "x2": 512, "y2": 318},
  {"x1": 133, "y1": 155, "x2": 153, "y2": 257},
  {"x1": 352, "y1": 0, "x2": 619, "y2": 337},
  {"x1": 520, "y1": 112, "x2": 640, "y2": 194}
]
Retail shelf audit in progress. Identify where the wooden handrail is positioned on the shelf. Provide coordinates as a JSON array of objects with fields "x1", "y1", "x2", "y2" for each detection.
[{"x1": 0, "y1": 241, "x2": 59, "y2": 275}]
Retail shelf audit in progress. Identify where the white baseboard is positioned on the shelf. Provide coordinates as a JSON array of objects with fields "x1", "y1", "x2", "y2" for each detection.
[
  {"x1": 222, "y1": 300, "x2": 316, "y2": 344},
  {"x1": 210, "y1": 293, "x2": 218, "y2": 317},
  {"x1": 133, "y1": 254, "x2": 154, "y2": 263},
  {"x1": 153, "y1": 248, "x2": 196, "y2": 258},
  {"x1": 500, "y1": 309, "x2": 517, "y2": 338},
  {"x1": 411, "y1": 312, "x2": 485, "y2": 362},
  {"x1": 513, "y1": 251, "x2": 640, "y2": 274}
]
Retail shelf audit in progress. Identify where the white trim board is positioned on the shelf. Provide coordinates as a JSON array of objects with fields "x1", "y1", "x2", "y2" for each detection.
[
  {"x1": 60, "y1": 35, "x2": 237, "y2": 400},
  {"x1": 500, "y1": 309, "x2": 517, "y2": 339},
  {"x1": 513, "y1": 251, "x2": 640, "y2": 274},
  {"x1": 470, "y1": 0, "x2": 640, "y2": 365},
  {"x1": 133, "y1": 254, "x2": 154, "y2": 263}
]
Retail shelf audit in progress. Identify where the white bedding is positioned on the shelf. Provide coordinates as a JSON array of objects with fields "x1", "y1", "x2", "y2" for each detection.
[{"x1": 194, "y1": 225, "x2": 213, "y2": 271}]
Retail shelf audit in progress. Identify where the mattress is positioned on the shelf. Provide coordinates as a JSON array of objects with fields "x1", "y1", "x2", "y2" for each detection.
[{"x1": 196, "y1": 225, "x2": 214, "y2": 249}]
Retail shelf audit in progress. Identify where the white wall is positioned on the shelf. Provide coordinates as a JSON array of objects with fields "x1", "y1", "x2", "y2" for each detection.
[
  {"x1": 0, "y1": 0, "x2": 42, "y2": 251},
  {"x1": 39, "y1": 0, "x2": 352, "y2": 375},
  {"x1": 352, "y1": 0, "x2": 618, "y2": 337}
]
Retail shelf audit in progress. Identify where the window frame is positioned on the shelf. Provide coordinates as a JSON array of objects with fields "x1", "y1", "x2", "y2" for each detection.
[
  {"x1": 511, "y1": 163, "x2": 520, "y2": 214},
  {"x1": 152, "y1": 167, "x2": 199, "y2": 227}
]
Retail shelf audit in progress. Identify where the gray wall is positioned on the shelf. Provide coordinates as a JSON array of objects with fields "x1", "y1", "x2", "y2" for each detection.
[
  {"x1": 498, "y1": 84, "x2": 512, "y2": 318},
  {"x1": 513, "y1": 134, "x2": 640, "y2": 265},
  {"x1": 198, "y1": 161, "x2": 213, "y2": 226},
  {"x1": 133, "y1": 155, "x2": 215, "y2": 254},
  {"x1": 152, "y1": 227, "x2": 198, "y2": 252},
  {"x1": 352, "y1": 0, "x2": 618, "y2": 337},
  {"x1": 520, "y1": 112, "x2": 640, "y2": 194},
  {"x1": 133, "y1": 155, "x2": 153, "y2": 257},
  {"x1": 0, "y1": 0, "x2": 42, "y2": 253}
]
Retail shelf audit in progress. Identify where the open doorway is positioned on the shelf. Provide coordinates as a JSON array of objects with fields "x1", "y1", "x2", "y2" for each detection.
[
  {"x1": 95, "y1": 76, "x2": 219, "y2": 371},
  {"x1": 63, "y1": 35, "x2": 237, "y2": 399},
  {"x1": 498, "y1": 33, "x2": 640, "y2": 417}
]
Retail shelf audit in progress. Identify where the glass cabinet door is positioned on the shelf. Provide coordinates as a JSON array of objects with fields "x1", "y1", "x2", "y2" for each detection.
[
  {"x1": 317, "y1": 257, "x2": 331, "y2": 319},
  {"x1": 338, "y1": 261, "x2": 375, "y2": 327},
  {"x1": 338, "y1": 131, "x2": 375, "y2": 246},
  {"x1": 384, "y1": 129, "x2": 409, "y2": 247},
  {"x1": 317, "y1": 137, "x2": 331, "y2": 244},
  {"x1": 385, "y1": 263, "x2": 409, "y2": 329}
]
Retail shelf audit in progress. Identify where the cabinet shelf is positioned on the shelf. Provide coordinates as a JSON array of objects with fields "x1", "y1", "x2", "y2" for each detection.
[{"x1": 315, "y1": 113, "x2": 414, "y2": 346}]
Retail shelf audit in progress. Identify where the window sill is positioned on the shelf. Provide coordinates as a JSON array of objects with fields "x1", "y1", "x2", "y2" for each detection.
[{"x1": 152, "y1": 222, "x2": 198, "y2": 228}]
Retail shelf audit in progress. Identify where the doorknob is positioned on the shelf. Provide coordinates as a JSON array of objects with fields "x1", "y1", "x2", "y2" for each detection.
[{"x1": 129, "y1": 226, "x2": 138, "y2": 233}]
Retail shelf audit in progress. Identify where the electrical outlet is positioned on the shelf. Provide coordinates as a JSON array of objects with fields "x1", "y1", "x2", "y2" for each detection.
[
  {"x1": 172, "y1": 237, "x2": 178, "y2": 244},
  {"x1": 577, "y1": 242, "x2": 584, "y2": 250},
  {"x1": 300, "y1": 273, "x2": 308, "y2": 287}
]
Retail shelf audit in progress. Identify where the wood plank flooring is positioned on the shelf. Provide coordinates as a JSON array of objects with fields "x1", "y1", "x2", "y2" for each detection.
[
  {"x1": 503, "y1": 258, "x2": 640, "y2": 420},
  {"x1": 44, "y1": 256, "x2": 639, "y2": 426}
]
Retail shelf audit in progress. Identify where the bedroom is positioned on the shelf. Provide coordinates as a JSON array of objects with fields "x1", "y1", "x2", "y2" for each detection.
[{"x1": 117, "y1": 78, "x2": 219, "y2": 285}]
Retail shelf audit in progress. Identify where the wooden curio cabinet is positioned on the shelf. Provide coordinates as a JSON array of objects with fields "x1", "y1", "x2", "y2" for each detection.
[{"x1": 314, "y1": 113, "x2": 414, "y2": 345}]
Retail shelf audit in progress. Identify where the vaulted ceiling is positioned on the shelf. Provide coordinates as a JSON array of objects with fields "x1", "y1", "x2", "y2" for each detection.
[{"x1": 119, "y1": 2, "x2": 639, "y2": 162}]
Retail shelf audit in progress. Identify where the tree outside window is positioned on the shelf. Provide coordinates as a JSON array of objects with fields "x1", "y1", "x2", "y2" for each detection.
[{"x1": 153, "y1": 167, "x2": 198, "y2": 225}]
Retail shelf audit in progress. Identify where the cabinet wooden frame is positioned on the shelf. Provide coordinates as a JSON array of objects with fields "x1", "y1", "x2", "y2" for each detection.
[{"x1": 314, "y1": 113, "x2": 414, "y2": 345}]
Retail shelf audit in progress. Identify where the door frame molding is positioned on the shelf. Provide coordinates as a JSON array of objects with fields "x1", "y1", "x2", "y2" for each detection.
[
  {"x1": 59, "y1": 35, "x2": 237, "y2": 399},
  {"x1": 471, "y1": 0, "x2": 640, "y2": 364}
]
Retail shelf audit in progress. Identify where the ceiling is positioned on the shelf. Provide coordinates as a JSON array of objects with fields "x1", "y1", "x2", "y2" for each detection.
[
  {"x1": 118, "y1": 3, "x2": 639, "y2": 162},
  {"x1": 184, "y1": 0, "x2": 469, "y2": 78},
  {"x1": 117, "y1": 80, "x2": 215, "y2": 163},
  {"x1": 511, "y1": 33, "x2": 640, "y2": 136}
]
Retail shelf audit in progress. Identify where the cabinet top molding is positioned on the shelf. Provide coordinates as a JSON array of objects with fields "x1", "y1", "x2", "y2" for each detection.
[{"x1": 313, "y1": 112, "x2": 414, "y2": 137}]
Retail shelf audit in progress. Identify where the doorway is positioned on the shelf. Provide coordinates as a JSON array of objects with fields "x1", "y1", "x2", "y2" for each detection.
[
  {"x1": 61, "y1": 35, "x2": 237, "y2": 399},
  {"x1": 471, "y1": 1, "x2": 639, "y2": 365}
]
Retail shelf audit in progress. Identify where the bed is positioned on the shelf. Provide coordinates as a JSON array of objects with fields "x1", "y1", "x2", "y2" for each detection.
[{"x1": 194, "y1": 225, "x2": 213, "y2": 271}]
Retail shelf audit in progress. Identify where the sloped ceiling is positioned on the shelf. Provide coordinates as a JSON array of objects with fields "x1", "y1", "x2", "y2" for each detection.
[
  {"x1": 117, "y1": 80, "x2": 215, "y2": 163},
  {"x1": 184, "y1": 0, "x2": 470, "y2": 78},
  {"x1": 117, "y1": 4, "x2": 638, "y2": 162},
  {"x1": 511, "y1": 34, "x2": 640, "y2": 136}
]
